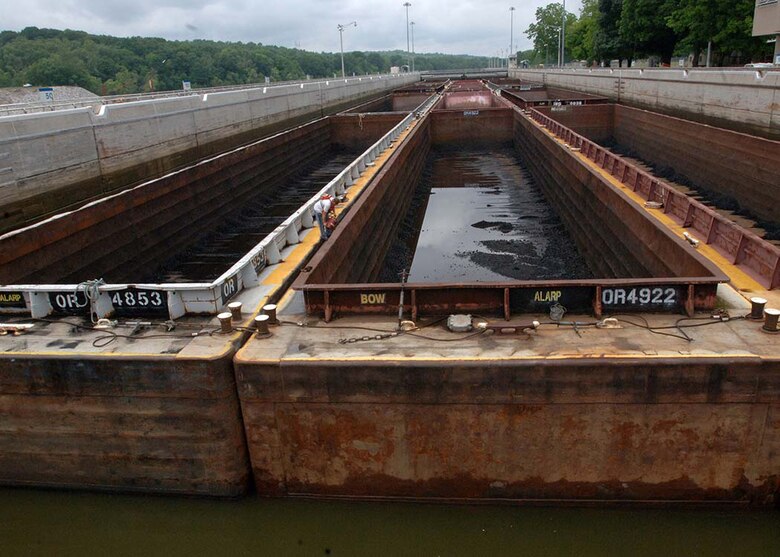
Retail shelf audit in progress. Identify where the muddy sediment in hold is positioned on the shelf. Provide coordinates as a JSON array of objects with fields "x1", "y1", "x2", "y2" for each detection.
[{"x1": 378, "y1": 147, "x2": 593, "y2": 282}]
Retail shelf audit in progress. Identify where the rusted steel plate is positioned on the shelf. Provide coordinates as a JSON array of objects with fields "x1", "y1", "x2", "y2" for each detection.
[
  {"x1": 529, "y1": 109, "x2": 780, "y2": 290},
  {"x1": 235, "y1": 357, "x2": 780, "y2": 505},
  {"x1": 0, "y1": 353, "x2": 251, "y2": 496}
]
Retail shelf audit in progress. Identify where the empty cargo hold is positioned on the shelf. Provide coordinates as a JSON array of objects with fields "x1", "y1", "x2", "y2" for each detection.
[
  {"x1": 0, "y1": 113, "x2": 406, "y2": 286},
  {"x1": 294, "y1": 90, "x2": 726, "y2": 320},
  {"x1": 378, "y1": 147, "x2": 592, "y2": 283}
]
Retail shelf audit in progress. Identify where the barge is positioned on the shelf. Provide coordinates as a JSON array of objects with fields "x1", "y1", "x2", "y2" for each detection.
[{"x1": 1, "y1": 77, "x2": 779, "y2": 506}]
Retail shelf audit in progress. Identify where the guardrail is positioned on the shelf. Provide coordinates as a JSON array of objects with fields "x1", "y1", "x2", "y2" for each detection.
[
  {"x1": 528, "y1": 108, "x2": 780, "y2": 290},
  {"x1": 0, "y1": 93, "x2": 442, "y2": 321},
  {"x1": 0, "y1": 73, "x2": 419, "y2": 117},
  {"x1": 298, "y1": 278, "x2": 722, "y2": 322}
]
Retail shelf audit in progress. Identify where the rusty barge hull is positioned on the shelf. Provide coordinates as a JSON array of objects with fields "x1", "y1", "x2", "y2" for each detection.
[
  {"x1": 0, "y1": 343, "x2": 250, "y2": 496},
  {"x1": 235, "y1": 352, "x2": 780, "y2": 506},
  {"x1": 233, "y1": 85, "x2": 780, "y2": 507}
]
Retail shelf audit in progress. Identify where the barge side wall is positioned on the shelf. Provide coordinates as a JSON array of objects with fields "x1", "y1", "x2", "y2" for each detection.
[
  {"x1": 0, "y1": 119, "x2": 333, "y2": 284},
  {"x1": 234, "y1": 357, "x2": 780, "y2": 506},
  {"x1": 302, "y1": 118, "x2": 431, "y2": 285},
  {"x1": 0, "y1": 351, "x2": 251, "y2": 496},
  {"x1": 537, "y1": 104, "x2": 780, "y2": 224},
  {"x1": 0, "y1": 74, "x2": 420, "y2": 234},
  {"x1": 513, "y1": 111, "x2": 714, "y2": 279},
  {"x1": 0, "y1": 115, "x2": 401, "y2": 285}
]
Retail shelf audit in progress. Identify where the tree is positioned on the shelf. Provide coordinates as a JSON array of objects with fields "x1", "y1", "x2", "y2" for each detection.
[
  {"x1": 593, "y1": 0, "x2": 630, "y2": 66},
  {"x1": 103, "y1": 68, "x2": 140, "y2": 94},
  {"x1": 568, "y1": 0, "x2": 600, "y2": 63},
  {"x1": 0, "y1": 27, "x2": 490, "y2": 93},
  {"x1": 23, "y1": 53, "x2": 99, "y2": 91},
  {"x1": 667, "y1": 0, "x2": 768, "y2": 66},
  {"x1": 525, "y1": 3, "x2": 577, "y2": 65},
  {"x1": 619, "y1": 0, "x2": 679, "y2": 65}
]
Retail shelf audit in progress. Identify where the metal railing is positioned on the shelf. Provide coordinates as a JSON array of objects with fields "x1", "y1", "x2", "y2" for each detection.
[
  {"x1": 0, "y1": 73, "x2": 419, "y2": 117},
  {"x1": 0, "y1": 93, "x2": 442, "y2": 320},
  {"x1": 528, "y1": 108, "x2": 780, "y2": 290}
]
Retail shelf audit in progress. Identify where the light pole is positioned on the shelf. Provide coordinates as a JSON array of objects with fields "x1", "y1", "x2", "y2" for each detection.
[
  {"x1": 410, "y1": 21, "x2": 415, "y2": 72},
  {"x1": 403, "y1": 2, "x2": 411, "y2": 72},
  {"x1": 559, "y1": 0, "x2": 567, "y2": 68},
  {"x1": 509, "y1": 6, "x2": 515, "y2": 69},
  {"x1": 338, "y1": 21, "x2": 357, "y2": 78}
]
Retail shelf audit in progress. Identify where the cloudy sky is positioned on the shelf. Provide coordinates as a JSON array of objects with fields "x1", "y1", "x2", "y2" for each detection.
[{"x1": 0, "y1": 0, "x2": 583, "y2": 56}]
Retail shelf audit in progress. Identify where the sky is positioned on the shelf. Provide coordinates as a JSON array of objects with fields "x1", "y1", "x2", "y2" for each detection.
[{"x1": 0, "y1": 0, "x2": 583, "y2": 57}]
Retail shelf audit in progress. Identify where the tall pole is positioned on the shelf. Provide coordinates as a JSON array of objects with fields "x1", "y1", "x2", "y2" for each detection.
[
  {"x1": 337, "y1": 22, "x2": 357, "y2": 78},
  {"x1": 410, "y1": 21, "x2": 415, "y2": 72},
  {"x1": 509, "y1": 6, "x2": 515, "y2": 68},
  {"x1": 403, "y1": 2, "x2": 411, "y2": 72},
  {"x1": 560, "y1": 0, "x2": 566, "y2": 68}
]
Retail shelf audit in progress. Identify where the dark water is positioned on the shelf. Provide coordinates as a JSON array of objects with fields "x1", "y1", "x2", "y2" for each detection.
[
  {"x1": 380, "y1": 147, "x2": 592, "y2": 283},
  {"x1": 1, "y1": 489, "x2": 778, "y2": 556}
]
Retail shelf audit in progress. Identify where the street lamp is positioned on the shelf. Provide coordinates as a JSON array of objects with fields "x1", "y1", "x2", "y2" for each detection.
[
  {"x1": 509, "y1": 7, "x2": 515, "y2": 69},
  {"x1": 338, "y1": 21, "x2": 357, "y2": 78},
  {"x1": 410, "y1": 21, "x2": 415, "y2": 72},
  {"x1": 403, "y1": 2, "x2": 411, "y2": 72},
  {"x1": 559, "y1": 0, "x2": 567, "y2": 68}
]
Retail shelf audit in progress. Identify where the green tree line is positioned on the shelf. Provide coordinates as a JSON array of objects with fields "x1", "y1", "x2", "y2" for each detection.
[
  {"x1": 0, "y1": 27, "x2": 489, "y2": 94},
  {"x1": 524, "y1": 0, "x2": 771, "y2": 67}
]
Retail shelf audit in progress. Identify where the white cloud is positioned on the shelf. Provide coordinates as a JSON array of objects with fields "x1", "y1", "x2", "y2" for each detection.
[{"x1": 0, "y1": 0, "x2": 583, "y2": 56}]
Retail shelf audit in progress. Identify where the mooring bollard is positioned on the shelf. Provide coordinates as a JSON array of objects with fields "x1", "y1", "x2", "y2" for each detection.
[
  {"x1": 763, "y1": 308, "x2": 780, "y2": 333},
  {"x1": 749, "y1": 297, "x2": 767, "y2": 320},
  {"x1": 228, "y1": 301, "x2": 243, "y2": 321},
  {"x1": 217, "y1": 312, "x2": 233, "y2": 333},
  {"x1": 254, "y1": 314, "x2": 270, "y2": 336},
  {"x1": 262, "y1": 304, "x2": 278, "y2": 324}
]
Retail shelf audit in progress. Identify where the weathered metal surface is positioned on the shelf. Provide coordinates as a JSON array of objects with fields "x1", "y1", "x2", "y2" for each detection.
[
  {"x1": 329, "y1": 114, "x2": 406, "y2": 150},
  {"x1": 532, "y1": 103, "x2": 615, "y2": 143},
  {"x1": 501, "y1": 86, "x2": 609, "y2": 110},
  {"x1": 299, "y1": 117, "x2": 432, "y2": 289},
  {"x1": 299, "y1": 282, "x2": 718, "y2": 321},
  {"x1": 235, "y1": 356, "x2": 780, "y2": 505},
  {"x1": 530, "y1": 108, "x2": 780, "y2": 289},
  {"x1": 387, "y1": 81, "x2": 448, "y2": 112},
  {"x1": 340, "y1": 94, "x2": 394, "y2": 113},
  {"x1": 294, "y1": 102, "x2": 726, "y2": 320},
  {"x1": 538, "y1": 103, "x2": 780, "y2": 224},
  {"x1": 430, "y1": 108, "x2": 514, "y2": 145},
  {"x1": 0, "y1": 103, "x2": 435, "y2": 319},
  {"x1": 0, "y1": 350, "x2": 251, "y2": 496},
  {"x1": 441, "y1": 91, "x2": 502, "y2": 110},
  {"x1": 0, "y1": 119, "x2": 333, "y2": 285}
]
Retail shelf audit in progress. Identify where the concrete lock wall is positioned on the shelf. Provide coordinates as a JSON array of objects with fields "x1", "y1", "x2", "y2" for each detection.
[
  {"x1": 0, "y1": 74, "x2": 420, "y2": 234},
  {"x1": 509, "y1": 68, "x2": 780, "y2": 140}
]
